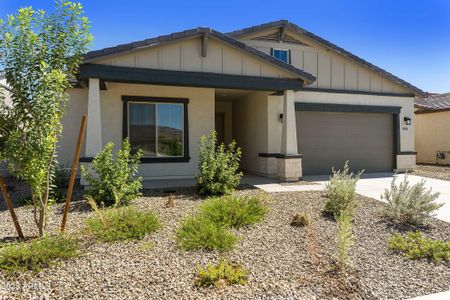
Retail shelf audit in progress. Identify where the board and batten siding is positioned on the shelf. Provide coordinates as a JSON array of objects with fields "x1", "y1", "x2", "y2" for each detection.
[
  {"x1": 94, "y1": 37, "x2": 296, "y2": 79},
  {"x1": 242, "y1": 39, "x2": 410, "y2": 94}
]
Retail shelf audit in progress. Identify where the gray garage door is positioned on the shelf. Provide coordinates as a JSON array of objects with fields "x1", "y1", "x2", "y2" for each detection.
[{"x1": 296, "y1": 111, "x2": 394, "y2": 175}]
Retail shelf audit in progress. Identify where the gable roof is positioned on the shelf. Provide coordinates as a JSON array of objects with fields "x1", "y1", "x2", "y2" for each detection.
[
  {"x1": 228, "y1": 20, "x2": 425, "y2": 97},
  {"x1": 415, "y1": 93, "x2": 450, "y2": 113},
  {"x1": 83, "y1": 27, "x2": 316, "y2": 84}
]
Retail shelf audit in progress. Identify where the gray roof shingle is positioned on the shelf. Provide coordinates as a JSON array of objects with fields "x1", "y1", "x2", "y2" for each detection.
[{"x1": 227, "y1": 20, "x2": 425, "y2": 97}]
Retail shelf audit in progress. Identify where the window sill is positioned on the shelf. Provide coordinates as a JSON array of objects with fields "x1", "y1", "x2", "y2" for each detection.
[{"x1": 79, "y1": 156, "x2": 191, "y2": 163}]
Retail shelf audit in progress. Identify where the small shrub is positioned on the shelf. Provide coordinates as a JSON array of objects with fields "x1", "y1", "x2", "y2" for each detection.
[
  {"x1": 195, "y1": 258, "x2": 248, "y2": 288},
  {"x1": 176, "y1": 216, "x2": 237, "y2": 251},
  {"x1": 291, "y1": 212, "x2": 310, "y2": 227},
  {"x1": 85, "y1": 205, "x2": 160, "y2": 242},
  {"x1": 389, "y1": 231, "x2": 450, "y2": 263},
  {"x1": 50, "y1": 165, "x2": 70, "y2": 203},
  {"x1": 336, "y1": 210, "x2": 354, "y2": 270},
  {"x1": 197, "y1": 131, "x2": 243, "y2": 197},
  {"x1": 81, "y1": 139, "x2": 143, "y2": 207},
  {"x1": 199, "y1": 194, "x2": 268, "y2": 229},
  {"x1": 382, "y1": 176, "x2": 442, "y2": 225},
  {"x1": 0, "y1": 235, "x2": 78, "y2": 274},
  {"x1": 324, "y1": 161, "x2": 363, "y2": 219}
]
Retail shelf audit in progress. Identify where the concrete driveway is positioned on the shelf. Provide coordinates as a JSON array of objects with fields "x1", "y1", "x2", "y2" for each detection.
[{"x1": 306, "y1": 172, "x2": 450, "y2": 223}]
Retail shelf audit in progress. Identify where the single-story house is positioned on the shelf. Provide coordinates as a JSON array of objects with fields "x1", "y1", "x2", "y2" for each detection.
[
  {"x1": 415, "y1": 93, "x2": 450, "y2": 164},
  {"x1": 0, "y1": 72, "x2": 12, "y2": 176},
  {"x1": 57, "y1": 20, "x2": 423, "y2": 181}
]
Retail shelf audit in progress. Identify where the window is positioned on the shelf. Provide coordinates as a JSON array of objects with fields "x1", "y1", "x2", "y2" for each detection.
[
  {"x1": 272, "y1": 49, "x2": 289, "y2": 63},
  {"x1": 123, "y1": 96, "x2": 189, "y2": 162}
]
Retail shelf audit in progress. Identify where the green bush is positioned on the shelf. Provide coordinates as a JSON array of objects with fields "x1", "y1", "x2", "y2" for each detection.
[
  {"x1": 382, "y1": 176, "x2": 442, "y2": 225},
  {"x1": 176, "y1": 216, "x2": 237, "y2": 251},
  {"x1": 0, "y1": 235, "x2": 79, "y2": 274},
  {"x1": 195, "y1": 258, "x2": 248, "y2": 288},
  {"x1": 389, "y1": 231, "x2": 450, "y2": 263},
  {"x1": 324, "y1": 161, "x2": 363, "y2": 219},
  {"x1": 336, "y1": 210, "x2": 354, "y2": 269},
  {"x1": 81, "y1": 139, "x2": 143, "y2": 207},
  {"x1": 197, "y1": 131, "x2": 242, "y2": 197},
  {"x1": 199, "y1": 194, "x2": 268, "y2": 229},
  {"x1": 50, "y1": 165, "x2": 70, "y2": 203},
  {"x1": 85, "y1": 205, "x2": 161, "y2": 242},
  {"x1": 291, "y1": 212, "x2": 310, "y2": 227}
]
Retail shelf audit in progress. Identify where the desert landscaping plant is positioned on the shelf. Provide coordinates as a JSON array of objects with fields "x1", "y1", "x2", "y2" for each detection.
[
  {"x1": 197, "y1": 131, "x2": 242, "y2": 196},
  {"x1": 382, "y1": 176, "x2": 442, "y2": 225},
  {"x1": 176, "y1": 215, "x2": 237, "y2": 251},
  {"x1": 195, "y1": 258, "x2": 248, "y2": 288},
  {"x1": 336, "y1": 210, "x2": 354, "y2": 270},
  {"x1": 199, "y1": 194, "x2": 269, "y2": 229},
  {"x1": 50, "y1": 165, "x2": 70, "y2": 203},
  {"x1": 389, "y1": 231, "x2": 450, "y2": 263},
  {"x1": 84, "y1": 200, "x2": 160, "y2": 242},
  {"x1": 81, "y1": 139, "x2": 143, "y2": 207},
  {"x1": 0, "y1": 235, "x2": 79, "y2": 274},
  {"x1": 0, "y1": 1, "x2": 92, "y2": 236},
  {"x1": 290, "y1": 212, "x2": 311, "y2": 227},
  {"x1": 176, "y1": 194, "x2": 268, "y2": 251},
  {"x1": 324, "y1": 161, "x2": 363, "y2": 219}
]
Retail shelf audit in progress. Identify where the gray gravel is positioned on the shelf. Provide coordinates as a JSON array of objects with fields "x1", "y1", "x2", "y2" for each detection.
[
  {"x1": 412, "y1": 164, "x2": 450, "y2": 181},
  {"x1": 1, "y1": 187, "x2": 449, "y2": 299}
]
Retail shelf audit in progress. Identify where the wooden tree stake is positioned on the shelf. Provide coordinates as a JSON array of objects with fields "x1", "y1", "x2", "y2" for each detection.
[
  {"x1": 60, "y1": 115, "x2": 86, "y2": 233},
  {"x1": 0, "y1": 174, "x2": 24, "y2": 238}
]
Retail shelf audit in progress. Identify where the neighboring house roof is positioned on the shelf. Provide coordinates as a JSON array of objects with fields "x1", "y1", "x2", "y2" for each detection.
[
  {"x1": 83, "y1": 27, "x2": 316, "y2": 84},
  {"x1": 228, "y1": 20, "x2": 425, "y2": 97},
  {"x1": 415, "y1": 93, "x2": 450, "y2": 113}
]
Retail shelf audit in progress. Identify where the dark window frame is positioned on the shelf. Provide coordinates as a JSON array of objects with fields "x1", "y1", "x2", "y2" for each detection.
[{"x1": 122, "y1": 95, "x2": 190, "y2": 163}]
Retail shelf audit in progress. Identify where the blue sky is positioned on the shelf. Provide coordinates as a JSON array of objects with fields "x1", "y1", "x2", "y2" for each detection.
[{"x1": 1, "y1": 0, "x2": 449, "y2": 93}]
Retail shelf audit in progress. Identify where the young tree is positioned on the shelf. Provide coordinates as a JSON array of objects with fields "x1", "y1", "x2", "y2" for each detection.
[{"x1": 0, "y1": 1, "x2": 92, "y2": 236}]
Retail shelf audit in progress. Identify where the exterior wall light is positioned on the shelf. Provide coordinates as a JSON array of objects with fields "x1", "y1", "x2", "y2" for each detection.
[
  {"x1": 279, "y1": 113, "x2": 284, "y2": 123},
  {"x1": 404, "y1": 117, "x2": 412, "y2": 125}
]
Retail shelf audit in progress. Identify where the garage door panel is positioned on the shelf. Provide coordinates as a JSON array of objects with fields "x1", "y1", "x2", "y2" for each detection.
[{"x1": 296, "y1": 111, "x2": 394, "y2": 175}]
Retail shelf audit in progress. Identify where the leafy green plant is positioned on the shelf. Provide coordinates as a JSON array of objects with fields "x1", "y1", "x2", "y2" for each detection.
[
  {"x1": 389, "y1": 231, "x2": 450, "y2": 263},
  {"x1": 84, "y1": 204, "x2": 160, "y2": 242},
  {"x1": 291, "y1": 212, "x2": 310, "y2": 227},
  {"x1": 176, "y1": 216, "x2": 237, "y2": 251},
  {"x1": 324, "y1": 161, "x2": 362, "y2": 219},
  {"x1": 0, "y1": 235, "x2": 79, "y2": 274},
  {"x1": 0, "y1": 1, "x2": 92, "y2": 236},
  {"x1": 50, "y1": 165, "x2": 70, "y2": 203},
  {"x1": 199, "y1": 194, "x2": 268, "y2": 229},
  {"x1": 336, "y1": 210, "x2": 354, "y2": 270},
  {"x1": 195, "y1": 258, "x2": 248, "y2": 288},
  {"x1": 197, "y1": 131, "x2": 243, "y2": 196},
  {"x1": 382, "y1": 176, "x2": 442, "y2": 225},
  {"x1": 81, "y1": 139, "x2": 143, "y2": 207}
]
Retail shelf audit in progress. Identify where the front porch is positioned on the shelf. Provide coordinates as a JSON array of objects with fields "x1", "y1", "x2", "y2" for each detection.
[{"x1": 77, "y1": 64, "x2": 306, "y2": 183}]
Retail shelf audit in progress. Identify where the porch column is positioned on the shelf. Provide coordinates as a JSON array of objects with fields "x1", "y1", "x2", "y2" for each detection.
[
  {"x1": 277, "y1": 90, "x2": 303, "y2": 181},
  {"x1": 281, "y1": 90, "x2": 298, "y2": 155},
  {"x1": 85, "y1": 78, "x2": 103, "y2": 157}
]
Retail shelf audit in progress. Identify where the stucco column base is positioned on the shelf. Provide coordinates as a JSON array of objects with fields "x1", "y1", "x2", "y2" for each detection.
[
  {"x1": 277, "y1": 156, "x2": 303, "y2": 182},
  {"x1": 395, "y1": 154, "x2": 417, "y2": 173}
]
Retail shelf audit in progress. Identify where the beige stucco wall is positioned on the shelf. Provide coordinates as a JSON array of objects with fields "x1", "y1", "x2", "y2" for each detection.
[
  {"x1": 240, "y1": 35, "x2": 410, "y2": 94},
  {"x1": 267, "y1": 91, "x2": 415, "y2": 155},
  {"x1": 64, "y1": 84, "x2": 215, "y2": 180},
  {"x1": 232, "y1": 92, "x2": 271, "y2": 174},
  {"x1": 94, "y1": 37, "x2": 296, "y2": 79},
  {"x1": 415, "y1": 111, "x2": 450, "y2": 164}
]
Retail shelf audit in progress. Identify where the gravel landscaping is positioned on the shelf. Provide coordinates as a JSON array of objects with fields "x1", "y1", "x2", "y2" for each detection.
[
  {"x1": 1, "y1": 187, "x2": 449, "y2": 299},
  {"x1": 413, "y1": 164, "x2": 450, "y2": 181}
]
